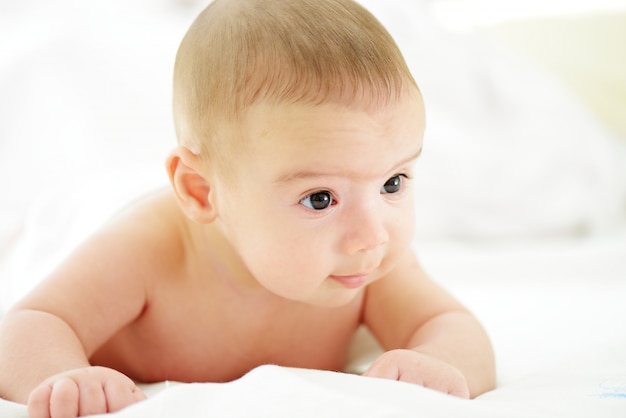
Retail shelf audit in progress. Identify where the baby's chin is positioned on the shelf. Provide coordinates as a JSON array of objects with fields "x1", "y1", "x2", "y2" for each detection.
[
  {"x1": 255, "y1": 273, "x2": 370, "y2": 308},
  {"x1": 297, "y1": 285, "x2": 365, "y2": 309}
]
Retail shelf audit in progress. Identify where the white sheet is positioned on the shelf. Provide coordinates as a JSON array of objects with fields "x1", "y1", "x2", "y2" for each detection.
[{"x1": 1, "y1": 0, "x2": 625, "y2": 417}]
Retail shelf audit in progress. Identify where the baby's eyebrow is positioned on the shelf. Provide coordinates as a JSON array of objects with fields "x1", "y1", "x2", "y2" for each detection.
[
  {"x1": 275, "y1": 146, "x2": 422, "y2": 184},
  {"x1": 381, "y1": 146, "x2": 423, "y2": 174},
  {"x1": 274, "y1": 170, "x2": 335, "y2": 184},
  {"x1": 398, "y1": 147, "x2": 423, "y2": 167}
]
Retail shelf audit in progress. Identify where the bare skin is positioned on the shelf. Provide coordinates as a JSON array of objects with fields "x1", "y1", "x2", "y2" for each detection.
[
  {"x1": 0, "y1": 101, "x2": 495, "y2": 417},
  {"x1": 88, "y1": 195, "x2": 363, "y2": 384}
]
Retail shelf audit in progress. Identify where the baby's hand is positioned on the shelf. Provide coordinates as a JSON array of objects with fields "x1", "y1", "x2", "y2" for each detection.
[
  {"x1": 363, "y1": 349, "x2": 470, "y2": 398},
  {"x1": 28, "y1": 366, "x2": 146, "y2": 418}
]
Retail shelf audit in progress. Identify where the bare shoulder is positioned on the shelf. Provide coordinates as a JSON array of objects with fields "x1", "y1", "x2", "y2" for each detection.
[
  {"x1": 102, "y1": 188, "x2": 189, "y2": 266},
  {"x1": 363, "y1": 250, "x2": 467, "y2": 350},
  {"x1": 59, "y1": 188, "x2": 189, "y2": 286},
  {"x1": 11, "y1": 188, "x2": 189, "y2": 356}
]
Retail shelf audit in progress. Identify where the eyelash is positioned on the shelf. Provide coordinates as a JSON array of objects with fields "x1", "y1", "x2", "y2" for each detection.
[{"x1": 299, "y1": 173, "x2": 410, "y2": 211}]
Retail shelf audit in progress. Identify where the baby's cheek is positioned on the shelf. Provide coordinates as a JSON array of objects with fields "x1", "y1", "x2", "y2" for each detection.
[
  {"x1": 251, "y1": 249, "x2": 317, "y2": 291},
  {"x1": 390, "y1": 215, "x2": 414, "y2": 247},
  {"x1": 400, "y1": 206, "x2": 417, "y2": 242}
]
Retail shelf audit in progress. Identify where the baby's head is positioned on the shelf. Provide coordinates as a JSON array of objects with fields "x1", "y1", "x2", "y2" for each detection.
[
  {"x1": 173, "y1": 0, "x2": 420, "y2": 174},
  {"x1": 171, "y1": 0, "x2": 424, "y2": 305}
]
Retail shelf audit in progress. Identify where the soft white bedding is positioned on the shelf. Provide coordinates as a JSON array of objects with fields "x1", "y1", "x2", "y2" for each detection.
[{"x1": 1, "y1": 0, "x2": 625, "y2": 417}]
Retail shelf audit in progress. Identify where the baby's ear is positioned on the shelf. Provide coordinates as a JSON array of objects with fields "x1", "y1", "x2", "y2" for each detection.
[{"x1": 166, "y1": 147, "x2": 218, "y2": 223}]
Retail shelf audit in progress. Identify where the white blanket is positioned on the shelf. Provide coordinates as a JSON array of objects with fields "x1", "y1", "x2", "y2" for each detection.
[{"x1": 1, "y1": 1, "x2": 625, "y2": 417}]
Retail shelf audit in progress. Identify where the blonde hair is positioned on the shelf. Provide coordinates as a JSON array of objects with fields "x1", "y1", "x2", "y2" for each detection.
[{"x1": 173, "y1": 0, "x2": 419, "y2": 167}]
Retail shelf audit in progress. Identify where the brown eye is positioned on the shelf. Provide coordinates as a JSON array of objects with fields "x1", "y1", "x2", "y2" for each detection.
[{"x1": 300, "y1": 191, "x2": 333, "y2": 210}]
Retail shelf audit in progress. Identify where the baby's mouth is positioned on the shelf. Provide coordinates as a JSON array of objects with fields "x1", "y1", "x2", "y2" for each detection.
[{"x1": 328, "y1": 274, "x2": 368, "y2": 289}]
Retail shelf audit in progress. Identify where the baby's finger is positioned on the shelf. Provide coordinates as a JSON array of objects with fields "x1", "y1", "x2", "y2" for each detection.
[
  {"x1": 446, "y1": 378, "x2": 470, "y2": 399},
  {"x1": 103, "y1": 378, "x2": 146, "y2": 412},
  {"x1": 363, "y1": 359, "x2": 400, "y2": 381},
  {"x1": 413, "y1": 366, "x2": 470, "y2": 399},
  {"x1": 27, "y1": 384, "x2": 53, "y2": 418},
  {"x1": 132, "y1": 385, "x2": 148, "y2": 402},
  {"x1": 49, "y1": 377, "x2": 79, "y2": 418},
  {"x1": 427, "y1": 366, "x2": 470, "y2": 399},
  {"x1": 77, "y1": 378, "x2": 107, "y2": 416}
]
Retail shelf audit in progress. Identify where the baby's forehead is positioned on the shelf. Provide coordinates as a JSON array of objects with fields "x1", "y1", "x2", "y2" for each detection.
[{"x1": 242, "y1": 97, "x2": 424, "y2": 150}]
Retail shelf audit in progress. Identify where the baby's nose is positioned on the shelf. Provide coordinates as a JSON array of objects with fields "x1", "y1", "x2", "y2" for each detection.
[{"x1": 339, "y1": 206, "x2": 388, "y2": 255}]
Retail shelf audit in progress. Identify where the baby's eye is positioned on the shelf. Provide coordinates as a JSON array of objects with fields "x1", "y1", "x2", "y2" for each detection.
[
  {"x1": 300, "y1": 191, "x2": 334, "y2": 210},
  {"x1": 381, "y1": 175, "x2": 404, "y2": 194}
]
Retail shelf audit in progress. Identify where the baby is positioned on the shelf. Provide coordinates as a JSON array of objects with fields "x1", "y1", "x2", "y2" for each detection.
[{"x1": 0, "y1": 0, "x2": 495, "y2": 416}]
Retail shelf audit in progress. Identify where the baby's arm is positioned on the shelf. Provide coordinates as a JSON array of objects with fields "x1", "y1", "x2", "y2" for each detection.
[
  {"x1": 0, "y1": 194, "x2": 179, "y2": 415},
  {"x1": 362, "y1": 251, "x2": 495, "y2": 398},
  {"x1": 0, "y1": 310, "x2": 145, "y2": 417}
]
